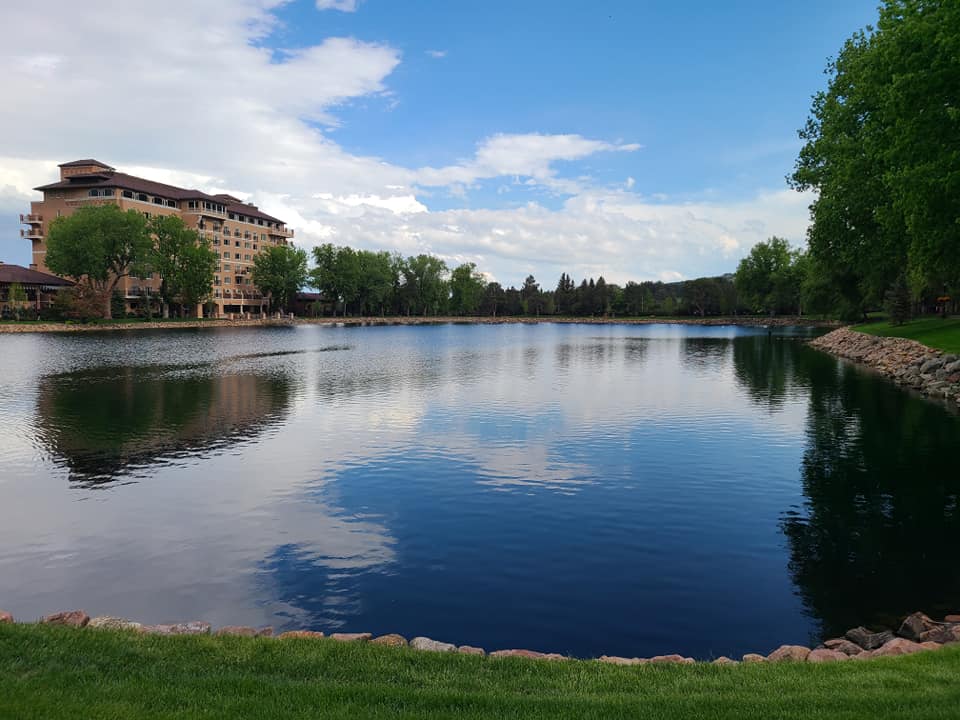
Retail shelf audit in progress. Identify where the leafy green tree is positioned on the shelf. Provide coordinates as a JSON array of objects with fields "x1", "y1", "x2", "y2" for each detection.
[
  {"x1": 177, "y1": 241, "x2": 219, "y2": 315},
  {"x1": 791, "y1": 0, "x2": 960, "y2": 313},
  {"x1": 44, "y1": 204, "x2": 152, "y2": 319},
  {"x1": 450, "y1": 262, "x2": 486, "y2": 316},
  {"x1": 7, "y1": 282, "x2": 28, "y2": 320},
  {"x1": 148, "y1": 215, "x2": 217, "y2": 317},
  {"x1": 480, "y1": 282, "x2": 504, "y2": 317},
  {"x1": 251, "y1": 244, "x2": 308, "y2": 313},
  {"x1": 735, "y1": 237, "x2": 801, "y2": 316},
  {"x1": 403, "y1": 254, "x2": 448, "y2": 316}
]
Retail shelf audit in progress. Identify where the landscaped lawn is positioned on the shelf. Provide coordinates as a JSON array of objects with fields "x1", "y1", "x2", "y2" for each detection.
[
  {"x1": 854, "y1": 316, "x2": 960, "y2": 354},
  {"x1": 2, "y1": 624, "x2": 960, "y2": 719}
]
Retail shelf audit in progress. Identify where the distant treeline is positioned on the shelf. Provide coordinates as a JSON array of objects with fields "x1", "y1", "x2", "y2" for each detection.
[{"x1": 304, "y1": 243, "x2": 754, "y2": 318}]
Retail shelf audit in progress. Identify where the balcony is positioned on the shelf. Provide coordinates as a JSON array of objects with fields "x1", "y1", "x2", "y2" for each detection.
[
  {"x1": 20, "y1": 213, "x2": 42, "y2": 224},
  {"x1": 20, "y1": 228, "x2": 43, "y2": 239}
]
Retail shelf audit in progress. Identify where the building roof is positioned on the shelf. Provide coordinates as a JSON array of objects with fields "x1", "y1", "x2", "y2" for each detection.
[
  {"x1": 0, "y1": 263, "x2": 73, "y2": 287},
  {"x1": 36, "y1": 164, "x2": 287, "y2": 226},
  {"x1": 58, "y1": 159, "x2": 114, "y2": 169}
]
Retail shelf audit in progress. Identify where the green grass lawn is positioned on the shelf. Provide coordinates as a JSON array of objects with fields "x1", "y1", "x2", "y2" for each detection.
[
  {"x1": 2, "y1": 625, "x2": 960, "y2": 719},
  {"x1": 854, "y1": 316, "x2": 960, "y2": 354}
]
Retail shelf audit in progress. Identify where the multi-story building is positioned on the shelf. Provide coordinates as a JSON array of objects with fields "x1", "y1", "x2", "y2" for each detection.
[{"x1": 22, "y1": 159, "x2": 295, "y2": 317}]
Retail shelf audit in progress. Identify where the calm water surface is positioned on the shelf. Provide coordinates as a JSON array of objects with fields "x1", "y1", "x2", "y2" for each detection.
[{"x1": 1, "y1": 323, "x2": 959, "y2": 659}]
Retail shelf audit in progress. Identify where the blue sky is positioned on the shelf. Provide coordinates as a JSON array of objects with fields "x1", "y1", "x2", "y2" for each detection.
[{"x1": 1, "y1": 0, "x2": 880, "y2": 285}]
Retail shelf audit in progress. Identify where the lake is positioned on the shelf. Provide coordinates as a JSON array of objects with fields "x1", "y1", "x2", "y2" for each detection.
[{"x1": 1, "y1": 322, "x2": 958, "y2": 659}]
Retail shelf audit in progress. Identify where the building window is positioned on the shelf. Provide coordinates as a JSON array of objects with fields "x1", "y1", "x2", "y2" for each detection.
[
  {"x1": 152, "y1": 197, "x2": 163, "y2": 205},
  {"x1": 228, "y1": 213, "x2": 235, "y2": 220},
  {"x1": 260, "y1": 234, "x2": 266, "y2": 242},
  {"x1": 234, "y1": 253, "x2": 241, "y2": 260},
  {"x1": 234, "y1": 231, "x2": 240, "y2": 238},
  {"x1": 222, "y1": 225, "x2": 229, "y2": 234},
  {"x1": 102, "y1": 188, "x2": 114, "y2": 196},
  {"x1": 137, "y1": 193, "x2": 148, "y2": 202},
  {"x1": 214, "y1": 276, "x2": 220, "y2": 285},
  {"x1": 252, "y1": 244, "x2": 258, "y2": 251},
  {"x1": 223, "y1": 263, "x2": 231, "y2": 271},
  {"x1": 225, "y1": 277, "x2": 231, "y2": 284},
  {"x1": 244, "y1": 254, "x2": 251, "y2": 261},
  {"x1": 166, "y1": 200, "x2": 177, "y2": 208},
  {"x1": 244, "y1": 242, "x2": 251, "y2": 249},
  {"x1": 222, "y1": 251, "x2": 229, "y2": 258},
  {"x1": 188, "y1": 201, "x2": 197, "y2": 209},
  {"x1": 234, "y1": 240, "x2": 240, "y2": 247},
  {"x1": 122, "y1": 190, "x2": 134, "y2": 199},
  {"x1": 87, "y1": 189, "x2": 100, "y2": 197}
]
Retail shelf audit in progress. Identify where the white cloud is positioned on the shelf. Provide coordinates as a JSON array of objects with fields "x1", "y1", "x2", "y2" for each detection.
[
  {"x1": 415, "y1": 133, "x2": 641, "y2": 188},
  {"x1": 426, "y1": 49, "x2": 447, "y2": 59},
  {"x1": 316, "y1": 0, "x2": 361, "y2": 11},
  {"x1": 0, "y1": 1, "x2": 811, "y2": 285}
]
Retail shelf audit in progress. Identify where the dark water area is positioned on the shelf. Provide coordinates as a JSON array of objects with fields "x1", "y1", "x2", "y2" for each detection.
[{"x1": 1, "y1": 323, "x2": 958, "y2": 659}]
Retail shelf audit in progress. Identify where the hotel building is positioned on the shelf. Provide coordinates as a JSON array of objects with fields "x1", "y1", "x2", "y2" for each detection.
[{"x1": 21, "y1": 159, "x2": 295, "y2": 317}]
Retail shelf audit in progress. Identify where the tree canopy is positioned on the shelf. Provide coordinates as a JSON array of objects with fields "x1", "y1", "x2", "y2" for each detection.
[
  {"x1": 251, "y1": 244, "x2": 308, "y2": 313},
  {"x1": 790, "y1": 0, "x2": 960, "y2": 314},
  {"x1": 44, "y1": 204, "x2": 152, "y2": 318},
  {"x1": 148, "y1": 215, "x2": 218, "y2": 316}
]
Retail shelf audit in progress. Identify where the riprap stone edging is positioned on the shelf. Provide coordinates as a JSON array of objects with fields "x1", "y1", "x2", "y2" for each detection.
[
  {"x1": 810, "y1": 327, "x2": 960, "y2": 407},
  {"x1": 2, "y1": 608, "x2": 959, "y2": 665}
]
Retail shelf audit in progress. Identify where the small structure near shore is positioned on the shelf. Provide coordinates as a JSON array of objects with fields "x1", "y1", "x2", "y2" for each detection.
[{"x1": 0, "y1": 262, "x2": 72, "y2": 317}]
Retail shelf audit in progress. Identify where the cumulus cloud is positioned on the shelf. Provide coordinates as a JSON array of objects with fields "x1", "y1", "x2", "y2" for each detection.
[
  {"x1": 316, "y1": 0, "x2": 361, "y2": 11},
  {"x1": 0, "y1": 0, "x2": 810, "y2": 286}
]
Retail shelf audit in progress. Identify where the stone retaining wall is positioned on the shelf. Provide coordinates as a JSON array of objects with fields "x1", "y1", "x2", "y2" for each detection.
[
  {"x1": 809, "y1": 327, "x2": 960, "y2": 407},
  {"x1": 2, "y1": 608, "x2": 957, "y2": 666}
]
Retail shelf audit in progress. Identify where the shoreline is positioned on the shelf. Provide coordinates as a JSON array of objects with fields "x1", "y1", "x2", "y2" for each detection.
[
  {"x1": 0, "y1": 315, "x2": 841, "y2": 334},
  {"x1": 809, "y1": 327, "x2": 960, "y2": 408},
  {"x1": 2, "y1": 607, "x2": 956, "y2": 665}
]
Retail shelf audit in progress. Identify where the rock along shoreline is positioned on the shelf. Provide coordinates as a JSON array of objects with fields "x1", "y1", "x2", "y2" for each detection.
[
  {"x1": 0, "y1": 315, "x2": 839, "y2": 334},
  {"x1": 809, "y1": 326, "x2": 960, "y2": 408},
  {"x1": 2, "y1": 608, "x2": 958, "y2": 666}
]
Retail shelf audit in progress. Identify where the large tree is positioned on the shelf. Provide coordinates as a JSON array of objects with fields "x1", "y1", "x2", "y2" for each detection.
[
  {"x1": 251, "y1": 244, "x2": 308, "y2": 313},
  {"x1": 735, "y1": 237, "x2": 802, "y2": 316},
  {"x1": 449, "y1": 262, "x2": 485, "y2": 316},
  {"x1": 44, "y1": 204, "x2": 152, "y2": 319},
  {"x1": 148, "y1": 215, "x2": 217, "y2": 317},
  {"x1": 790, "y1": 1, "x2": 960, "y2": 313}
]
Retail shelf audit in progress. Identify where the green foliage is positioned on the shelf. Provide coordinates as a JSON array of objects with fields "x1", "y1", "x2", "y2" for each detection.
[
  {"x1": 44, "y1": 204, "x2": 152, "y2": 319},
  {"x1": 6, "y1": 282, "x2": 28, "y2": 320},
  {"x1": 884, "y1": 274, "x2": 912, "y2": 326},
  {"x1": 791, "y1": 0, "x2": 960, "y2": 313},
  {"x1": 50, "y1": 286, "x2": 105, "y2": 322},
  {"x1": 110, "y1": 290, "x2": 125, "y2": 319},
  {"x1": 147, "y1": 215, "x2": 217, "y2": 314},
  {"x1": 450, "y1": 262, "x2": 486, "y2": 316},
  {"x1": 735, "y1": 237, "x2": 802, "y2": 316},
  {"x1": 251, "y1": 245, "x2": 308, "y2": 313}
]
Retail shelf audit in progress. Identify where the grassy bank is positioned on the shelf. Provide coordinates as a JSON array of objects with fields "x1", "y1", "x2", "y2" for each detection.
[
  {"x1": 2, "y1": 625, "x2": 960, "y2": 719},
  {"x1": 854, "y1": 317, "x2": 960, "y2": 354}
]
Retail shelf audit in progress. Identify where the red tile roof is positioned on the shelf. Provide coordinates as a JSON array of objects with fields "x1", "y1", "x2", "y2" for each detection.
[
  {"x1": 0, "y1": 264, "x2": 73, "y2": 287},
  {"x1": 35, "y1": 166, "x2": 287, "y2": 226},
  {"x1": 58, "y1": 159, "x2": 114, "y2": 169}
]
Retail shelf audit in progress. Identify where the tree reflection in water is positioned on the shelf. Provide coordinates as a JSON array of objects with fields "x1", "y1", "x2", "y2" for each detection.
[
  {"x1": 735, "y1": 334, "x2": 960, "y2": 637},
  {"x1": 35, "y1": 364, "x2": 291, "y2": 487}
]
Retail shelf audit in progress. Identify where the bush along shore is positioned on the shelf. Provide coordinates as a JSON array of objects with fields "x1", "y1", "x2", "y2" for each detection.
[
  {"x1": 2, "y1": 608, "x2": 958, "y2": 665},
  {"x1": 810, "y1": 326, "x2": 960, "y2": 407},
  {"x1": 0, "y1": 315, "x2": 840, "y2": 334}
]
